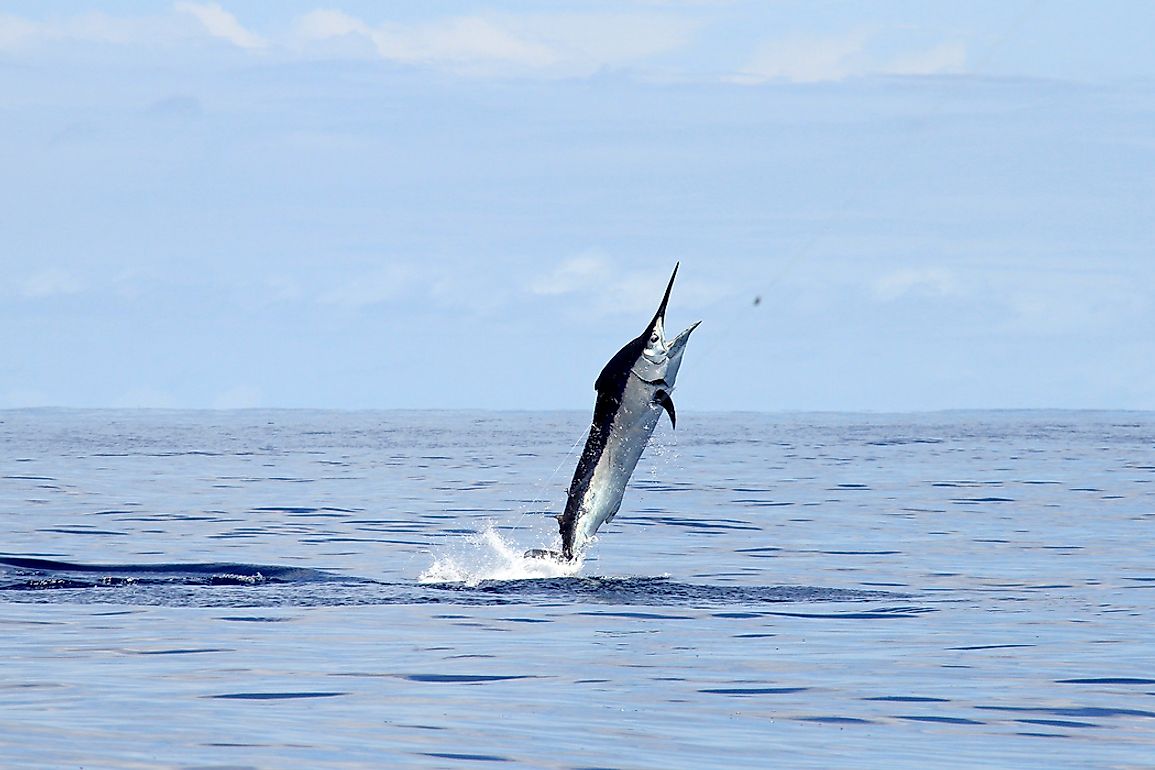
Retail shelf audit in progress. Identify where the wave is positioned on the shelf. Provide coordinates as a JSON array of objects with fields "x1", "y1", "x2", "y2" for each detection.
[
  {"x1": 1, "y1": 553, "x2": 916, "y2": 611},
  {"x1": 0, "y1": 556, "x2": 346, "y2": 591},
  {"x1": 425, "y1": 575, "x2": 910, "y2": 607}
]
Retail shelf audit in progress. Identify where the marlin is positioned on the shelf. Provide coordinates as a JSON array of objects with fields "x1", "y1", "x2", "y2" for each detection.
[{"x1": 528, "y1": 263, "x2": 700, "y2": 562}]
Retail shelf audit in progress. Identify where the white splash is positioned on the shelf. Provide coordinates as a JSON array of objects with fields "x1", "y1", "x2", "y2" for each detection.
[{"x1": 419, "y1": 525, "x2": 584, "y2": 586}]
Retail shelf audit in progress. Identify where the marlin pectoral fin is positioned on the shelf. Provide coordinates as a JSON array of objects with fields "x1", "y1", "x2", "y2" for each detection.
[{"x1": 655, "y1": 389, "x2": 676, "y2": 429}]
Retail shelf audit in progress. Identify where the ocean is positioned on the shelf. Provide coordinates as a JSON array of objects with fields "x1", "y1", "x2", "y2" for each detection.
[{"x1": 2, "y1": 409, "x2": 1153, "y2": 769}]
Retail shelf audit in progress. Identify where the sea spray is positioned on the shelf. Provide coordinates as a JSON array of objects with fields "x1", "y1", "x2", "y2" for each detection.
[{"x1": 419, "y1": 525, "x2": 583, "y2": 586}]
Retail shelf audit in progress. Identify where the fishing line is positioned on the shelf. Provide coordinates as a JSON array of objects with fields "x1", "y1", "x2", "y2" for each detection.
[{"x1": 510, "y1": 420, "x2": 588, "y2": 534}]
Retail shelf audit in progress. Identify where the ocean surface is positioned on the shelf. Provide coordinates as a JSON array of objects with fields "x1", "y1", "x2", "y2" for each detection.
[{"x1": 2, "y1": 409, "x2": 1153, "y2": 770}]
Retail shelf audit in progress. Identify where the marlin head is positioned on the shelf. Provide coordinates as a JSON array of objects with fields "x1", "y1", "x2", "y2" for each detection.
[{"x1": 632, "y1": 262, "x2": 701, "y2": 386}]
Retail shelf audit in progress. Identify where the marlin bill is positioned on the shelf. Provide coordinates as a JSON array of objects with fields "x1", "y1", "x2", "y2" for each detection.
[{"x1": 528, "y1": 263, "x2": 700, "y2": 562}]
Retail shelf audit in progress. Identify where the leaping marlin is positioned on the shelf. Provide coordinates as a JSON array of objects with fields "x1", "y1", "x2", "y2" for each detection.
[{"x1": 528, "y1": 263, "x2": 700, "y2": 562}]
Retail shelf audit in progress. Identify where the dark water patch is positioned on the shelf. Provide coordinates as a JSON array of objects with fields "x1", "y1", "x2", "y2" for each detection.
[
  {"x1": 209, "y1": 692, "x2": 346, "y2": 700},
  {"x1": 133, "y1": 648, "x2": 226, "y2": 655},
  {"x1": 866, "y1": 437, "x2": 944, "y2": 446},
  {"x1": 578, "y1": 610, "x2": 689, "y2": 620},
  {"x1": 699, "y1": 687, "x2": 808, "y2": 696},
  {"x1": 0, "y1": 556, "x2": 350, "y2": 591},
  {"x1": 951, "y1": 497, "x2": 1015, "y2": 503},
  {"x1": 625, "y1": 516, "x2": 760, "y2": 532},
  {"x1": 978, "y1": 705, "x2": 1155, "y2": 719},
  {"x1": 897, "y1": 715, "x2": 984, "y2": 725},
  {"x1": 1057, "y1": 677, "x2": 1155, "y2": 685},
  {"x1": 421, "y1": 753, "x2": 509, "y2": 763},
  {"x1": 39, "y1": 528, "x2": 128, "y2": 537},
  {"x1": 428, "y1": 577, "x2": 905, "y2": 607},
  {"x1": 767, "y1": 606, "x2": 933, "y2": 620},
  {"x1": 948, "y1": 644, "x2": 1036, "y2": 651},
  {"x1": 249, "y1": 506, "x2": 353, "y2": 516},
  {"x1": 797, "y1": 716, "x2": 875, "y2": 724},
  {"x1": 393, "y1": 723, "x2": 447, "y2": 731},
  {"x1": 864, "y1": 696, "x2": 950, "y2": 703},
  {"x1": 1015, "y1": 718, "x2": 1100, "y2": 729},
  {"x1": 401, "y1": 674, "x2": 537, "y2": 684}
]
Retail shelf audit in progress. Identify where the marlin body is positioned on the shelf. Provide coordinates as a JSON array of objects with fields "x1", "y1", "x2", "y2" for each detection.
[{"x1": 532, "y1": 264, "x2": 700, "y2": 562}]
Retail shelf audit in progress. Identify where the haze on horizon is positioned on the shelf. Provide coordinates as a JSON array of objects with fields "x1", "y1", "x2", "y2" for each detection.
[{"x1": 2, "y1": 2, "x2": 1153, "y2": 412}]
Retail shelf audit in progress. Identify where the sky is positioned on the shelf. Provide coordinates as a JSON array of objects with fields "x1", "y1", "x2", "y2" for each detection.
[{"x1": 2, "y1": 1, "x2": 1153, "y2": 411}]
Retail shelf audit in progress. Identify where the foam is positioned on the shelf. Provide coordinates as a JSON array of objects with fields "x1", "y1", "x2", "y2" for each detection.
[{"x1": 419, "y1": 526, "x2": 584, "y2": 586}]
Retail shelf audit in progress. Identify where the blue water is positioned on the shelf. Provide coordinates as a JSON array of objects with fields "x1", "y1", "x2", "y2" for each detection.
[{"x1": 2, "y1": 409, "x2": 1153, "y2": 769}]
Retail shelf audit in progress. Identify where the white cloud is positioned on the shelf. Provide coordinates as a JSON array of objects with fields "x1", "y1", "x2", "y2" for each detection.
[
  {"x1": 5, "y1": 6, "x2": 689, "y2": 77},
  {"x1": 530, "y1": 254, "x2": 720, "y2": 321},
  {"x1": 21, "y1": 268, "x2": 85, "y2": 299},
  {"x1": 530, "y1": 253, "x2": 612, "y2": 295},
  {"x1": 733, "y1": 30, "x2": 967, "y2": 84},
  {"x1": 733, "y1": 29, "x2": 871, "y2": 84},
  {"x1": 317, "y1": 263, "x2": 421, "y2": 308},
  {"x1": 1, "y1": 6, "x2": 262, "y2": 51},
  {"x1": 378, "y1": 16, "x2": 555, "y2": 70},
  {"x1": 516, "y1": 13, "x2": 695, "y2": 71},
  {"x1": 294, "y1": 9, "x2": 364, "y2": 41},
  {"x1": 294, "y1": 11, "x2": 694, "y2": 76},
  {"x1": 0, "y1": 13, "x2": 37, "y2": 49},
  {"x1": 296, "y1": 10, "x2": 553, "y2": 72},
  {"x1": 1000, "y1": 270, "x2": 1148, "y2": 336},
  {"x1": 174, "y1": 2, "x2": 265, "y2": 50},
  {"x1": 0, "y1": 10, "x2": 172, "y2": 49},
  {"x1": 886, "y1": 41, "x2": 966, "y2": 76},
  {"x1": 873, "y1": 267, "x2": 960, "y2": 301}
]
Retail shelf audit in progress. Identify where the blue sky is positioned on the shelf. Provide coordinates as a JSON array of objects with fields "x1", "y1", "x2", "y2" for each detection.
[{"x1": 2, "y1": 2, "x2": 1153, "y2": 410}]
